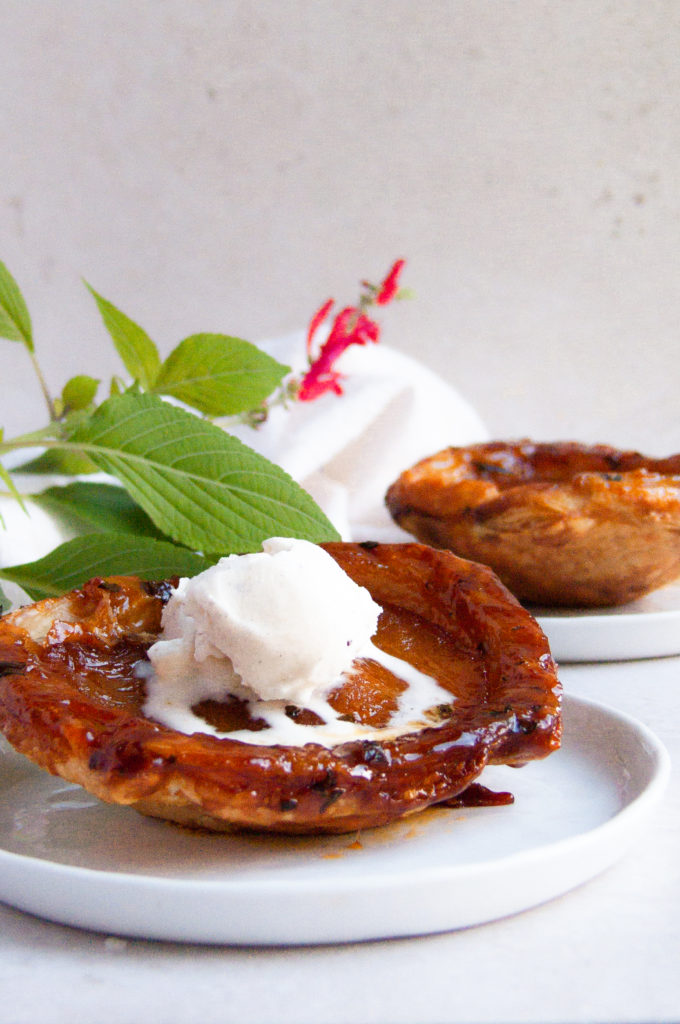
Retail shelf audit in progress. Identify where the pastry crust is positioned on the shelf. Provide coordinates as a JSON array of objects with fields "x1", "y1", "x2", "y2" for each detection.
[
  {"x1": 385, "y1": 441, "x2": 680, "y2": 607},
  {"x1": 0, "y1": 543, "x2": 561, "y2": 834}
]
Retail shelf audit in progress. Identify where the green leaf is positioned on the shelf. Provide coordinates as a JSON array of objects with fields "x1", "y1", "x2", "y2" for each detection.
[
  {"x1": 0, "y1": 533, "x2": 211, "y2": 601},
  {"x1": 13, "y1": 449, "x2": 99, "y2": 476},
  {"x1": 86, "y1": 284, "x2": 161, "y2": 390},
  {"x1": 0, "y1": 260, "x2": 33, "y2": 351},
  {"x1": 31, "y1": 481, "x2": 165, "y2": 539},
  {"x1": 0, "y1": 461, "x2": 27, "y2": 513},
  {"x1": 153, "y1": 333, "x2": 290, "y2": 416},
  {"x1": 68, "y1": 393, "x2": 340, "y2": 554},
  {"x1": 0, "y1": 582, "x2": 11, "y2": 615},
  {"x1": 62, "y1": 374, "x2": 99, "y2": 412}
]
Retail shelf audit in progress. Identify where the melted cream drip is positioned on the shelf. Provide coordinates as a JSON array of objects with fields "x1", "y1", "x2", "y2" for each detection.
[{"x1": 139, "y1": 640, "x2": 454, "y2": 748}]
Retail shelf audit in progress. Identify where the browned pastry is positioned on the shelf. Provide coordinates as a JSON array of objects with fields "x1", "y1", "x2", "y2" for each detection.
[
  {"x1": 385, "y1": 440, "x2": 680, "y2": 608},
  {"x1": 0, "y1": 542, "x2": 560, "y2": 834}
]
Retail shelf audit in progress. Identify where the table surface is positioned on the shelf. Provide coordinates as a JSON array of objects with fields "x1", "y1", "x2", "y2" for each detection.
[{"x1": 1, "y1": 648, "x2": 678, "y2": 1024}]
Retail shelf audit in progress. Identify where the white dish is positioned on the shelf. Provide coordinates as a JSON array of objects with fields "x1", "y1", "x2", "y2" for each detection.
[
  {"x1": 534, "y1": 582, "x2": 680, "y2": 663},
  {"x1": 0, "y1": 695, "x2": 669, "y2": 945}
]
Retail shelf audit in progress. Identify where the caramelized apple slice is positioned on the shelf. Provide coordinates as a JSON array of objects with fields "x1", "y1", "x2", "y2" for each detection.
[
  {"x1": 386, "y1": 441, "x2": 680, "y2": 608},
  {"x1": 0, "y1": 542, "x2": 560, "y2": 834}
]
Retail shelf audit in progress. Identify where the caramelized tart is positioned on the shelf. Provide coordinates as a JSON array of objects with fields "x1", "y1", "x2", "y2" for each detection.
[
  {"x1": 0, "y1": 542, "x2": 561, "y2": 834},
  {"x1": 386, "y1": 441, "x2": 680, "y2": 608}
]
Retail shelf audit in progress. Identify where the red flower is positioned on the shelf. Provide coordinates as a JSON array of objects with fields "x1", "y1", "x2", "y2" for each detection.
[
  {"x1": 305, "y1": 298, "x2": 335, "y2": 355},
  {"x1": 375, "y1": 258, "x2": 406, "y2": 305},
  {"x1": 298, "y1": 260, "x2": 405, "y2": 402}
]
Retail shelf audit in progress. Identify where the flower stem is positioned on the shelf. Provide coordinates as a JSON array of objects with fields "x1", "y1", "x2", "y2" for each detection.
[{"x1": 28, "y1": 350, "x2": 57, "y2": 421}]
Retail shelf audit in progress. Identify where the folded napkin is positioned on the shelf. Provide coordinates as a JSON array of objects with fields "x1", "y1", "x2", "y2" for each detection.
[
  {"x1": 227, "y1": 334, "x2": 488, "y2": 541},
  {"x1": 0, "y1": 335, "x2": 487, "y2": 602}
]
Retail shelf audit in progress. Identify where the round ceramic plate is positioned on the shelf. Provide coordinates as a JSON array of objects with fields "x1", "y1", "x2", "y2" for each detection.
[
  {"x1": 0, "y1": 695, "x2": 669, "y2": 945},
  {"x1": 533, "y1": 582, "x2": 680, "y2": 663}
]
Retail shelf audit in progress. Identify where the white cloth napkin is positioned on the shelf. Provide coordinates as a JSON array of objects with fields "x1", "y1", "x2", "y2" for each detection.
[
  {"x1": 0, "y1": 336, "x2": 487, "y2": 594},
  {"x1": 227, "y1": 334, "x2": 488, "y2": 541}
]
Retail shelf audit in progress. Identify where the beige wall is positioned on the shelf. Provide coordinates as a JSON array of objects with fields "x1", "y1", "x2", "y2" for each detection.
[{"x1": 2, "y1": 1, "x2": 679, "y2": 453}]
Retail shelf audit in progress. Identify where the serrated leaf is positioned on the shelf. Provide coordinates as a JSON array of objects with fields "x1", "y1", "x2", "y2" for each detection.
[
  {"x1": 69, "y1": 393, "x2": 340, "y2": 553},
  {"x1": 14, "y1": 448, "x2": 99, "y2": 476},
  {"x1": 153, "y1": 333, "x2": 289, "y2": 416},
  {"x1": 0, "y1": 260, "x2": 33, "y2": 351},
  {"x1": 86, "y1": 284, "x2": 161, "y2": 390},
  {"x1": 0, "y1": 533, "x2": 211, "y2": 601},
  {"x1": 62, "y1": 374, "x2": 99, "y2": 412},
  {"x1": 0, "y1": 461, "x2": 26, "y2": 513},
  {"x1": 31, "y1": 482, "x2": 165, "y2": 539}
]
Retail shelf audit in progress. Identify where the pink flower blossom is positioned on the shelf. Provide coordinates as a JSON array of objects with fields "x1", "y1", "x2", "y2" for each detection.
[
  {"x1": 375, "y1": 258, "x2": 406, "y2": 305},
  {"x1": 298, "y1": 260, "x2": 405, "y2": 402}
]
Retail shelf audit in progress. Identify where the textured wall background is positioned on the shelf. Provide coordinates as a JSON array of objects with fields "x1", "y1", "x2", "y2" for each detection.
[{"x1": 2, "y1": 1, "x2": 679, "y2": 451}]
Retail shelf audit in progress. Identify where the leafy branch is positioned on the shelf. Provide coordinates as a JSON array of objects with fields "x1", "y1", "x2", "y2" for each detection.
[
  {"x1": 0, "y1": 261, "x2": 340, "y2": 602},
  {"x1": 0, "y1": 258, "x2": 407, "y2": 604}
]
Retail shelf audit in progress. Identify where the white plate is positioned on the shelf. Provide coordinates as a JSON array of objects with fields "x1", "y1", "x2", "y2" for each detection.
[
  {"x1": 0, "y1": 695, "x2": 669, "y2": 945},
  {"x1": 534, "y1": 582, "x2": 680, "y2": 663}
]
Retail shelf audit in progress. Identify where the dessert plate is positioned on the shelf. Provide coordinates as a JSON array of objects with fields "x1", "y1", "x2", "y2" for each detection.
[
  {"x1": 0, "y1": 695, "x2": 669, "y2": 945},
  {"x1": 534, "y1": 582, "x2": 680, "y2": 662}
]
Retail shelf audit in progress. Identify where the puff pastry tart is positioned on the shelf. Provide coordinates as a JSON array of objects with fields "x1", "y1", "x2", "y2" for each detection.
[
  {"x1": 386, "y1": 440, "x2": 680, "y2": 607},
  {"x1": 0, "y1": 542, "x2": 560, "y2": 834}
]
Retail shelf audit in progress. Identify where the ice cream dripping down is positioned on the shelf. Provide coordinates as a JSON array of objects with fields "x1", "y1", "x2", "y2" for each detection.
[{"x1": 142, "y1": 538, "x2": 454, "y2": 747}]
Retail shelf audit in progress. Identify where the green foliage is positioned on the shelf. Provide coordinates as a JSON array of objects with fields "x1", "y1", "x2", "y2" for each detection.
[
  {"x1": 86, "y1": 289, "x2": 289, "y2": 419},
  {"x1": 152, "y1": 333, "x2": 290, "y2": 417},
  {"x1": 31, "y1": 481, "x2": 165, "y2": 538},
  {"x1": 0, "y1": 261, "x2": 340, "y2": 600},
  {"x1": 0, "y1": 533, "x2": 212, "y2": 601},
  {"x1": 15, "y1": 449, "x2": 99, "y2": 476},
  {"x1": 61, "y1": 375, "x2": 99, "y2": 412},
  {"x1": 86, "y1": 284, "x2": 161, "y2": 390},
  {"x1": 0, "y1": 260, "x2": 33, "y2": 351},
  {"x1": 0, "y1": 462, "x2": 25, "y2": 513},
  {"x1": 68, "y1": 393, "x2": 338, "y2": 554}
]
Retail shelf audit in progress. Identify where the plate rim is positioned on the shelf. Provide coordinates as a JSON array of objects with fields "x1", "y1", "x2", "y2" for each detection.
[
  {"x1": 0, "y1": 694, "x2": 670, "y2": 942},
  {"x1": 534, "y1": 584, "x2": 680, "y2": 662}
]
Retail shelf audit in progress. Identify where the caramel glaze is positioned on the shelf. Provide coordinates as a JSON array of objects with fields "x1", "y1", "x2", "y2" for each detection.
[
  {"x1": 386, "y1": 440, "x2": 680, "y2": 608},
  {"x1": 0, "y1": 543, "x2": 561, "y2": 835}
]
